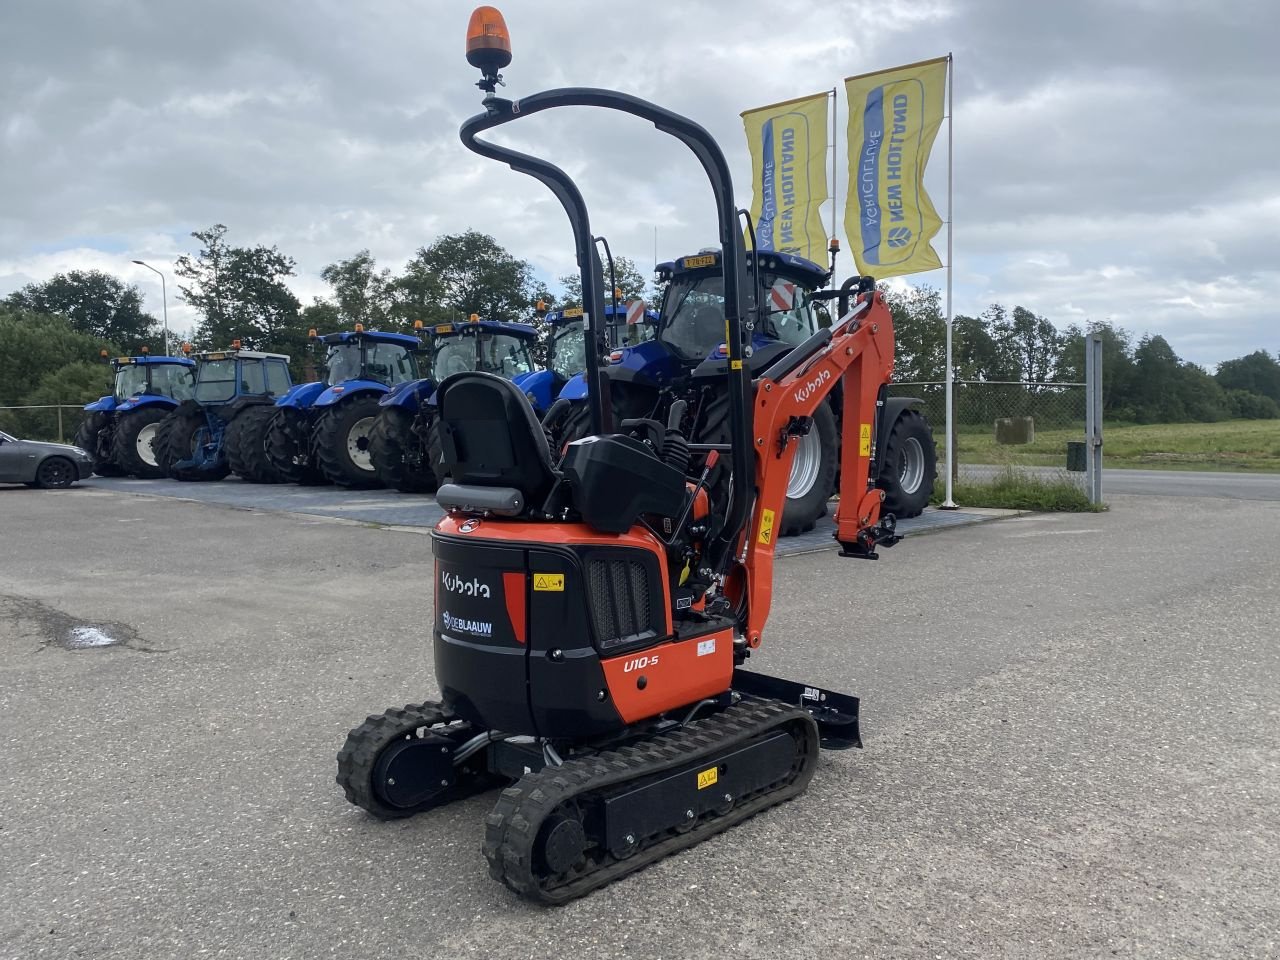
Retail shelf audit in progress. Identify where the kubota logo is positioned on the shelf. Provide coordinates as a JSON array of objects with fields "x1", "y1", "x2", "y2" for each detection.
[
  {"x1": 793, "y1": 369, "x2": 832, "y2": 404},
  {"x1": 441, "y1": 572, "x2": 491, "y2": 598}
]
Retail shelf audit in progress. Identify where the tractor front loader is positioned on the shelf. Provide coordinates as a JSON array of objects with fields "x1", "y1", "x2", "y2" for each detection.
[{"x1": 337, "y1": 7, "x2": 905, "y2": 905}]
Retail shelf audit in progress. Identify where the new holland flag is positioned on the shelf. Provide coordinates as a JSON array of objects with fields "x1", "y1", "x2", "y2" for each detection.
[
  {"x1": 845, "y1": 57, "x2": 947, "y2": 279},
  {"x1": 742, "y1": 91, "x2": 829, "y2": 263}
]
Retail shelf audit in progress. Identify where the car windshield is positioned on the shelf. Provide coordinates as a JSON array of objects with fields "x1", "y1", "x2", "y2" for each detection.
[
  {"x1": 194, "y1": 358, "x2": 237, "y2": 403},
  {"x1": 433, "y1": 333, "x2": 534, "y2": 380},
  {"x1": 325, "y1": 344, "x2": 362, "y2": 386},
  {"x1": 658, "y1": 270, "x2": 817, "y2": 360},
  {"x1": 113, "y1": 364, "x2": 149, "y2": 400},
  {"x1": 549, "y1": 321, "x2": 586, "y2": 379}
]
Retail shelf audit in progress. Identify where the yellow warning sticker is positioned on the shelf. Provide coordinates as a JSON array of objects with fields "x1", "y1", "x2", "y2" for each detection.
[
  {"x1": 757, "y1": 508, "x2": 775, "y2": 545},
  {"x1": 731, "y1": 359, "x2": 743, "y2": 370},
  {"x1": 859, "y1": 423, "x2": 872, "y2": 457},
  {"x1": 533, "y1": 574, "x2": 564, "y2": 592},
  {"x1": 697, "y1": 766, "x2": 719, "y2": 790}
]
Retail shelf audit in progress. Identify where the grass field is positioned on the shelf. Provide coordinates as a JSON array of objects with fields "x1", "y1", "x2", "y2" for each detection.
[{"x1": 952, "y1": 419, "x2": 1280, "y2": 472}]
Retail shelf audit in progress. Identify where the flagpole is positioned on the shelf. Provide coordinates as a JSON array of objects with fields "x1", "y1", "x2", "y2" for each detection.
[
  {"x1": 830, "y1": 86, "x2": 837, "y2": 252},
  {"x1": 941, "y1": 51, "x2": 958, "y2": 509}
]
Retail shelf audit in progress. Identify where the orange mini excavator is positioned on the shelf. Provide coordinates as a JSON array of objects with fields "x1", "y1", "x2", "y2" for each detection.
[{"x1": 337, "y1": 6, "x2": 904, "y2": 903}]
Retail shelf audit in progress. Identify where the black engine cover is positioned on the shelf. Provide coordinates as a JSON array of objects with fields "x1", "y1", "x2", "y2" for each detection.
[{"x1": 561, "y1": 434, "x2": 687, "y2": 534}]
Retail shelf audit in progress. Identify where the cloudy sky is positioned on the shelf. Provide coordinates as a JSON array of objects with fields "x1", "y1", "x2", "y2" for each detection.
[{"x1": 2, "y1": 0, "x2": 1276, "y2": 367}]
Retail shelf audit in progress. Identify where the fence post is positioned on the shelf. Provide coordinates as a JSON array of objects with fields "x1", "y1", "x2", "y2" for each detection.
[
  {"x1": 1084, "y1": 333, "x2": 1104, "y2": 504},
  {"x1": 57, "y1": 406, "x2": 64, "y2": 443}
]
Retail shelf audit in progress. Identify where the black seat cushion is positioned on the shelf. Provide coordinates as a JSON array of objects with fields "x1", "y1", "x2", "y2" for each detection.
[{"x1": 435, "y1": 372, "x2": 559, "y2": 514}]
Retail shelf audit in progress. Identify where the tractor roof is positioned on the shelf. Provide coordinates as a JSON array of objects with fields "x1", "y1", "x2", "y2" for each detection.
[
  {"x1": 429, "y1": 319, "x2": 538, "y2": 340},
  {"x1": 544, "y1": 303, "x2": 659, "y2": 326},
  {"x1": 192, "y1": 349, "x2": 291, "y2": 362},
  {"x1": 113, "y1": 355, "x2": 196, "y2": 367},
  {"x1": 658, "y1": 249, "x2": 830, "y2": 288},
  {"x1": 315, "y1": 330, "x2": 423, "y2": 349}
]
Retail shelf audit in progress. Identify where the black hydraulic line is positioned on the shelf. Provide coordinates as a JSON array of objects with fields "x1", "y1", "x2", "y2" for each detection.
[{"x1": 459, "y1": 88, "x2": 751, "y2": 590}]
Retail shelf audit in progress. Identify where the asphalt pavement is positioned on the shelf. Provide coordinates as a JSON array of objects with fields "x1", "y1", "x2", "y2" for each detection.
[
  {"x1": 0, "y1": 487, "x2": 1277, "y2": 959},
  {"x1": 962, "y1": 464, "x2": 1280, "y2": 500}
]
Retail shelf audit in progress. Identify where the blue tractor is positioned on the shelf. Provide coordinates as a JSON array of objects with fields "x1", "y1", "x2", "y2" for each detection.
[
  {"x1": 262, "y1": 327, "x2": 425, "y2": 488},
  {"x1": 153, "y1": 344, "x2": 294, "y2": 481},
  {"x1": 367, "y1": 317, "x2": 539, "y2": 492},
  {"x1": 549, "y1": 250, "x2": 936, "y2": 532},
  {"x1": 75, "y1": 350, "x2": 197, "y2": 478}
]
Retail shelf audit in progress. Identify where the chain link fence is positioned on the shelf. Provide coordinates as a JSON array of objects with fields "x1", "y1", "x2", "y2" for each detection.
[
  {"x1": 0, "y1": 405, "x2": 93, "y2": 444},
  {"x1": 887, "y1": 380, "x2": 1089, "y2": 488}
]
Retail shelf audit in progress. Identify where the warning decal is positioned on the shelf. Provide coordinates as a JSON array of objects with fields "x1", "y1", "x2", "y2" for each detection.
[
  {"x1": 859, "y1": 423, "x2": 872, "y2": 457},
  {"x1": 757, "y1": 508, "x2": 775, "y2": 545},
  {"x1": 533, "y1": 574, "x2": 564, "y2": 592},
  {"x1": 697, "y1": 766, "x2": 719, "y2": 790}
]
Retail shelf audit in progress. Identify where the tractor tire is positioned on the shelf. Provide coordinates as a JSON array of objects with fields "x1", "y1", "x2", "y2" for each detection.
[
  {"x1": 425, "y1": 418, "x2": 448, "y2": 488},
  {"x1": 314, "y1": 395, "x2": 384, "y2": 489},
  {"x1": 369, "y1": 407, "x2": 436, "y2": 493},
  {"x1": 226, "y1": 404, "x2": 284, "y2": 483},
  {"x1": 155, "y1": 403, "x2": 230, "y2": 482},
  {"x1": 266, "y1": 407, "x2": 327, "y2": 485},
  {"x1": 876, "y1": 409, "x2": 936, "y2": 519},
  {"x1": 111, "y1": 407, "x2": 171, "y2": 479},
  {"x1": 699, "y1": 391, "x2": 838, "y2": 538},
  {"x1": 74, "y1": 413, "x2": 125, "y2": 477}
]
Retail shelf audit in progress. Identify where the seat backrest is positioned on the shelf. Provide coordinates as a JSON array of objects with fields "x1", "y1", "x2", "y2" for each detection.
[{"x1": 435, "y1": 371, "x2": 559, "y2": 512}]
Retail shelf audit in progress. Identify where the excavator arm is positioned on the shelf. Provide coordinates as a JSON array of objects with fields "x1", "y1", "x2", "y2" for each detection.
[{"x1": 737, "y1": 285, "x2": 898, "y2": 647}]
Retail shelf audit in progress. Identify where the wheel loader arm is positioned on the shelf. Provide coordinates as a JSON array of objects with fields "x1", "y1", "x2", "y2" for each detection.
[{"x1": 738, "y1": 288, "x2": 896, "y2": 647}]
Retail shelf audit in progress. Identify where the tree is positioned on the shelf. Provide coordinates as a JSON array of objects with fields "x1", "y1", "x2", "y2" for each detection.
[
  {"x1": 394, "y1": 230, "x2": 535, "y2": 324},
  {"x1": 174, "y1": 224, "x2": 304, "y2": 351},
  {"x1": 558, "y1": 255, "x2": 648, "y2": 308},
  {"x1": 5, "y1": 270, "x2": 158, "y2": 349},
  {"x1": 1215, "y1": 350, "x2": 1280, "y2": 405},
  {"x1": 320, "y1": 250, "x2": 396, "y2": 330},
  {"x1": 1059, "y1": 321, "x2": 1137, "y2": 417},
  {"x1": 0, "y1": 308, "x2": 114, "y2": 406},
  {"x1": 882, "y1": 284, "x2": 946, "y2": 382},
  {"x1": 994, "y1": 305, "x2": 1062, "y2": 383}
]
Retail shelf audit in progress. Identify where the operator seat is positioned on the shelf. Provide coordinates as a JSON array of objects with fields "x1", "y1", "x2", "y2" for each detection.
[{"x1": 434, "y1": 372, "x2": 559, "y2": 519}]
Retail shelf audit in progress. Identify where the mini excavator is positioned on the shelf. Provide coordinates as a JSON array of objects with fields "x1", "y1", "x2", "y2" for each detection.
[{"x1": 336, "y1": 6, "x2": 904, "y2": 903}]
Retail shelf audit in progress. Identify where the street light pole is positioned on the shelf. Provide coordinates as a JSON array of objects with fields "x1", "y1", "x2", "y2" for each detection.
[{"x1": 131, "y1": 259, "x2": 170, "y2": 356}]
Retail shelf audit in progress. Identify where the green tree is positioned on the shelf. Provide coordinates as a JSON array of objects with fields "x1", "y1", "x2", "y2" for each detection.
[
  {"x1": 0, "y1": 308, "x2": 114, "y2": 406},
  {"x1": 1059, "y1": 321, "x2": 1137, "y2": 417},
  {"x1": 558, "y1": 255, "x2": 647, "y2": 308},
  {"x1": 1215, "y1": 350, "x2": 1280, "y2": 405},
  {"x1": 994, "y1": 305, "x2": 1062, "y2": 383},
  {"x1": 5, "y1": 270, "x2": 158, "y2": 349},
  {"x1": 174, "y1": 224, "x2": 304, "y2": 351},
  {"x1": 882, "y1": 284, "x2": 946, "y2": 382},
  {"x1": 320, "y1": 250, "x2": 396, "y2": 329},
  {"x1": 394, "y1": 230, "x2": 535, "y2": 324}
]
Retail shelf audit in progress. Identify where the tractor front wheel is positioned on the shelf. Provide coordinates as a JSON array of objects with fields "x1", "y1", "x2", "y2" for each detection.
[
  {"x1": 74, "y1": 413, "x2": 124, "y2": 477},
  {"x1": 155, "y1": 404, "x2": 229, "y2": 482},
  {"x1": 369, "y1": 407, "x2": 436, "y2": 493},
  {"x1": 111, "y1": 407, "x2": 171, "y2": 479},
  {"x1": 876, "y1": 409, "x2": 936, "y2": 519},
  {"x1": 314, "y1": 395, "x2": 384, "y2": 489},
  {"x1": 266, "y1": 407, "x2": 325, "y2": 484}
]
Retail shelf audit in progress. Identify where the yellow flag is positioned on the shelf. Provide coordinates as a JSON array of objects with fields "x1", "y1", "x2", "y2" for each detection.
[
  {"x1": 741, "y1": 92, "x2": 829, "y2": 263},
  {"x1": 844, "y1": 57, "x2": 947, "y2": 279}
]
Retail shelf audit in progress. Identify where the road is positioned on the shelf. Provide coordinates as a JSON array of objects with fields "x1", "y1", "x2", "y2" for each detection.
[
  {"x1": 963, "y1": 464, "x2": 1280, "y2": 500},
  {"x1": 0, "y1": 487, "x2": 1277, "y2": 959}
]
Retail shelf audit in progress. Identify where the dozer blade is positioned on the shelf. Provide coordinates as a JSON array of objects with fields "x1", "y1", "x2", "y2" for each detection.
[{"x1": 732, "y1": 668, "x2": 862, "y2": 750}]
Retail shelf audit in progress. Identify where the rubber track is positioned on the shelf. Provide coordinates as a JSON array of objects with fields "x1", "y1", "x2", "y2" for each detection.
[
  {"x1": 482, "y1": 696, "x2": 819, "y2": 904},
  {"x1": 336, "y1": 702, "x2": 493, "y2": 820}
]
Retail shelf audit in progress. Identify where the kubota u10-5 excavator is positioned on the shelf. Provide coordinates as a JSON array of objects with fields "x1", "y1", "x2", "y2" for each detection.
[{"x1": 336, "y1": 6, "x2": 904, "y2": 903}]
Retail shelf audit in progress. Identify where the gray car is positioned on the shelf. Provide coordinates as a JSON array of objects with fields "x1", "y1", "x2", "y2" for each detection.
[{"x1": 0, "y1": 429, "x2": 95, "y2": 488}]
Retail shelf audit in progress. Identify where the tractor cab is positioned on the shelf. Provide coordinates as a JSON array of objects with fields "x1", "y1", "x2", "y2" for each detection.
[
  {"x1": 654, "y1": 249, "x2": 830, "y2": 373},
  {"x1": 190, "y1": 346, "x2": 292, "y2": 405},
  {"x1": 429, "y1": 318, "x2": 537, "y2": 384},
  {"x1": 314, "y1": 329, "x2": 422, "y2": 389},
  {"x1": 109, "y1": 355, "x2": 196, "y2": 404}
]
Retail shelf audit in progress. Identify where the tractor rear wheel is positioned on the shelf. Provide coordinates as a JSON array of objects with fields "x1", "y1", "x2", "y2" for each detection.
[
  {"x1": 876, "y1": 409, "x2": 936, "y2": 519},
  {"x1": 699, "y1": 391, "x2": 838, "y2": 537},
  {"x1": 369, "y1": 407, "x2": 436, "y2": 493},
  {"x1": 226, "y1": 404, "x2": 283, "y2": 483},
  {"x1": 266, "y1": 407, "x2": 326, "y2": 484},
  {"x1": 74, "y1": 413, "x2": 124, "y2": 476},
  {"x1": 111, "y1": 407, "x2": 171, "y2": 478},
  {"x1": 155, "y1": 404, "x2": 229, "y2": 482},
  {"x1": 314, "y1": 395, "x2": 384, "y2": 489}
]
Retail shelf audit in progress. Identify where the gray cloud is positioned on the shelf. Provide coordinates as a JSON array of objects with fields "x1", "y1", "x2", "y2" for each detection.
[{"x1": 1, "y1": 0, "x2": 1276, "y2": 365}]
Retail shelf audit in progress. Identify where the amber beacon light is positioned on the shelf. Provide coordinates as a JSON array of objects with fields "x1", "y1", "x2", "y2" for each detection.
[{"x1": 466, "y1": 6, "x2": 512, "y2": 90}]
